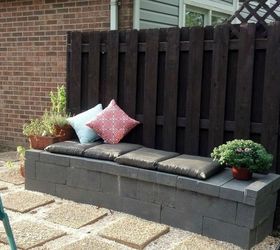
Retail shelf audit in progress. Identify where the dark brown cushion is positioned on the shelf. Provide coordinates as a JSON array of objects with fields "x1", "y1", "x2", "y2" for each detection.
[
  {"x1": 84, "y1": 143, "x2": 142, "y2": 161},
  {"x1": 45, "y1": 140, "x2": 101, "y2": 156},
  {"x1": 115, "y1": 147, "x2": 179, "y2": 170},
  {"x1": 157, "y1": 154, "x2": 221, "y2": 180}
]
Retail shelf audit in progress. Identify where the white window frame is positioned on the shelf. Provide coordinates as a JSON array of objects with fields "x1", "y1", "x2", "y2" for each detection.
[{"x1": 179, "y1": 0, "x2": 239, "y2": 27}]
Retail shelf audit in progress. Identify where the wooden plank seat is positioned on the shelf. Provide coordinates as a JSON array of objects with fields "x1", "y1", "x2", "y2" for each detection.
[{"x1": 25, "y1": 142, "x2": 280, "y2": 249}]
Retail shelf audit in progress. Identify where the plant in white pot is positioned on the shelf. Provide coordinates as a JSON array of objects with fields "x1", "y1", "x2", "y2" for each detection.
[{"x1": 211, "y1": 139, "x2": 273, "y2": 180}]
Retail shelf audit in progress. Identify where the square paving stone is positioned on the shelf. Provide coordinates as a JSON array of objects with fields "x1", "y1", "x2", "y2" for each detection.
[
  {"x1": 0, "y1": 243, "x2": 10, "y2": 250},
  {"x1": 2, "y1": 190, "x2": 55, "y2": 213},
  {"x1": 45, "y1": 203, "x2": 108, "y2": 229},
  {"x1": 173, "y1": 234, "x2": 227, "y2": 250},
  {"x1": 0, "y1": 220, "x2": 66, "y2": 249},
  {"x1": 0, "y1": 167, "x2": 24, "y2": 185},
  {"x1": 0, "y1": 151, "x2": 17, "y2": 162},
  {"x1": 99, "y1": 216, "x2": 169, "y2": 249},
  {"x1": 0, "y1": 182, "x2": 8, "y2": 191},
  {"x1": 60, "y1": 236, "x2": 123, "y2": 250}
]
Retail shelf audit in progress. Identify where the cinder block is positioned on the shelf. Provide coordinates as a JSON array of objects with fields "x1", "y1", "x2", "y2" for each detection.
[
  {"x1": 220, "y1": 179, "x2": 252, "y2": 203},
  {"x1": 100, "y1": 173, "x2": 119, "y2": 195},
  {"x1": 137, "y1": 168, "x2": 157, "y2": 183},
  {"x1": 25, "y1": 150, "x2": 41, "y2": 161},
  {"x1": 154, "y1": 184, "x2": 176, "y2": 207},
  {"x1": 67, "y1": 167, "x2": 100, "y2": 191},
  {"x1": 137, "y1": 180, "x2": 156, "y2": 203},
  {"x1": 120, "y1": 177, "x2": 137, "y2": 199},
  {"x1": 122, "y1": 197, "x2": 161, "y2": 222},
  {"x1": 175, "y1": 190, "x2": 237, "y2": 224},
  {"x1": 236, "y1": 192, "x2": 277, "y2": 229},
  {"x1": 256, "y1": 213, "x2": 274, "y2": 244},
  {"x1": 104, "y1": 163, "x2": 138, "y2": 179},
  {"x1": 36, "y1": 162, "x2": 68, "y2": 184},
  {"x1": 25, "y1": 159, "x2": 36, "y2": 179},
  {"x1": 156, "y1": 172, "x2": 177, "y2": 187},
  {"x1": 161, "y1": 206, "x2": 202, "y2": 234},
  {"x1": 70, "y1": 157, "x2": 104, "y2": 171},
  {"x1": 25, "y1": 178, "x2": 56, "y2": 195},
  {"x1": 40, "y1": 151, "x2": 70, "y2": 167},
  {"x1": 93, "y1": 192, "x2": 123, "y2": 211},
  {"x1": 177, "y1": 176, "x2": 197, "y2": 192},
  {"x1": 203, "y1": 217, "x2": 256, "y2": 249},
  {"x1": 55, "y1": 184, "x2": 93, "y2": 204}
]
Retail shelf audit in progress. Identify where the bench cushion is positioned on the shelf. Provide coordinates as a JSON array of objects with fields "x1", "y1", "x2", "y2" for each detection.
[
  {"x1": 115, "y1": 147, "x2": 179, "y2": 170},
  {"x1": 45, "y1": 140, "x2": 101, "y2": 156},
  {"x1": 84, "y1": 143, "x2": 142, "y2": 161},
  {"x1": 157, "y1": 154, "x2": 221, "y2": 180}
]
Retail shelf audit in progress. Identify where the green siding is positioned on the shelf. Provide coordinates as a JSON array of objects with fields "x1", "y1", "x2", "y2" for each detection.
[{"x1": 139, "y1": 0, "x2": 180, "y2": 29}]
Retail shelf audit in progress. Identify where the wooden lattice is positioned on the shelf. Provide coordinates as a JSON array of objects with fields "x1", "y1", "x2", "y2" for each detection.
[{"x1": 227, "y1": 0, "x2": 280, "y2": 37}]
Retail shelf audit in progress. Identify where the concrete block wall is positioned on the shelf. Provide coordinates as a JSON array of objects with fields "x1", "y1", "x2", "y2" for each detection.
[{"x1": 25, "y1": 150, "x2": 280, "y2": 249}]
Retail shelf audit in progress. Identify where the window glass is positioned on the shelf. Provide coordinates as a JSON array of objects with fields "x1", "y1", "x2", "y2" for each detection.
[
  {"x1": 211, "y1": 15, "x2": 228, "y2": 26},
  {"x1": 185, "y1": 11, "x2": 205, "y2": 27}
]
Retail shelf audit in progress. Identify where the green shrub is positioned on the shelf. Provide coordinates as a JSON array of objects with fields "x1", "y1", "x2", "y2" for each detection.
[
  {"x1": 50, "y1": 85, "x2": 67, "y2": 115},
  {"x1": 211, "y1": 139, "x2": 273, "y2": 172}
]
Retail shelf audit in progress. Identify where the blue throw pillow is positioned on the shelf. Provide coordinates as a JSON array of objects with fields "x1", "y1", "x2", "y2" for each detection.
[{"x1": 67, "y1": 104, "x2": 103, "y2": 144}]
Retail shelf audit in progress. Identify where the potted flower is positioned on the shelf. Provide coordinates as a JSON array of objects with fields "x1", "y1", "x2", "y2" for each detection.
[
  {"x1": 211, "y1": 139, "x2": 273, "y2": 180},
  {"x1": 23, "y1": 114, "x2": 60, "y2": 150}
]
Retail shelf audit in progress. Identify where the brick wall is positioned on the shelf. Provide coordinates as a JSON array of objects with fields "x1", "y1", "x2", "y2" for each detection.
[{"x1": 0, "y1": 0, "x2": 133, "y2": 147}]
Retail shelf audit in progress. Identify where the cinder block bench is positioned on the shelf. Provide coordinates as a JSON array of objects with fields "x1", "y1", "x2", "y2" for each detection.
[{"x1": 25, "y1": 149, "x2": 280, "y2": 249}]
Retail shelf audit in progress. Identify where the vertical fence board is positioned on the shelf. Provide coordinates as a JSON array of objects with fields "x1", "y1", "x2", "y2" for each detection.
[
  {"x1": 185, "y1": 27, "x2": 204, "y2": 155},
  {"x1": 261, "y1": 23, "x2": 280, "y2": 172},
  {"x1": 143, "y1": 29, "x2": 159, "y2": 148},
  {"x1": 105, "y1": 30, "x2": 119, "y2": 105},
  {"x1": 162, "y1": 28, "x2": 180, "y2": 151},
  {"x1": 68, "y1": 31, "x2": 82, "y2": 115},
  {"x1": 208, "y1": 25, "x2": 230, "y2": 154},
  {"x1": 123, "y1": 30, "x2": 138, "y2": 117},
  {"x1": 88, "y1": 32, "x2": 100, "y2": 107},
  {"x1": 234, "y1": 24, "x2": 256, "y2": 139}
]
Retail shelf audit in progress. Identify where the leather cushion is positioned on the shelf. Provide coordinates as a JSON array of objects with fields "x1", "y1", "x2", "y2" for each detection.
[
  {"x1": 115, "y1": 147, "x2": 179, "y2": 170},
  {"x1": 45, "y1": 140, "x2": 101, "y2": 156},
  {"x1": 157, "y1": 154, "x2": 220, "y2": 180},
  {"x1": 84, "y1": 143, "x2": 142, "y2": 161}
]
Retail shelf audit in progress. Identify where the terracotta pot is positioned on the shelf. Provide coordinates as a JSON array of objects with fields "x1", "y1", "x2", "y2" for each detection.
[
  {"x1": 54, "y1": 124, "x2": 73, "y2": 142},
  {"x1": 231, "y1": 166, "x2": 253, "y2": 180},
  {"x1": 19, "y1": 163, "x2": 25, "y2": 178},
  {"x1": 29, "y1": 135, "x2": 60, "y2": 150}
]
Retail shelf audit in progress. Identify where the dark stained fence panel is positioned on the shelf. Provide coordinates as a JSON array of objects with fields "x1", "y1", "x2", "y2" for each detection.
[
  {"x1": 67, "y1": 22, "x2": 280, "y2": 174},
  {"x1": 208, "y1": 25, "x2": 230, "y2": 154}
]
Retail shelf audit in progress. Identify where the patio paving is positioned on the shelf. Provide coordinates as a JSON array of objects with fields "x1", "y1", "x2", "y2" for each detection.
[
  {"x1": 45, "y1": 203, "x2": 108, "y2": 229},
  {"x1": 2, "y1": 190, "x2": 54, "y2": 213},
  {"x1": 59, "y1": 236, "x2": 122, "y2": 250},
  {"x1": 0, "y1": 167, "x2": 24, "y2": 185},
  {"x1": 100, "y1": 216, "x2": 170, "y2": 249},
  {"x1": 0, "y1": 151, "x2": 279, "y2": 250},
  {"x1": 0, "y1": 220, "x2": 66, "y2": 249}
]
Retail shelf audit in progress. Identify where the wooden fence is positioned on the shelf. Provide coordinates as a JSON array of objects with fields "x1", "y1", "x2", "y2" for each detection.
[{"x1": 67, "y1": 23, "x2": 280, "y2": 174}]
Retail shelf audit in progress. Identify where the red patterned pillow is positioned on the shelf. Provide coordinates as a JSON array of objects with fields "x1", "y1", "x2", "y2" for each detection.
[{"x1": 87, "y1": 99, "x2": 140, "y2": 144}]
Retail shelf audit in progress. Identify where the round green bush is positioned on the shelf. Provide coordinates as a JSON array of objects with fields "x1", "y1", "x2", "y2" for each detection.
[{"x1": 211, "y1": 139, "x2": 273, "y2": 172}]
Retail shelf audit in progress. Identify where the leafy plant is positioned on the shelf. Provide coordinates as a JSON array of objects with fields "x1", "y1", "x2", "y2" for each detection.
[
  {"x1": 211, "y1": 139, "x2": 273, "y2": 172},
  {"x1": 50, "y1": 85, "x2": 67, "y2": 115},
  {"x1": 23, "y1": 113, "x2": 55, "y2": 137},
  {"x1": 4, "y1": 146, "x2": 26, "y2": 169},
  {"x1": 47, "y1": 112, "x2": 69, "y2": 128}
]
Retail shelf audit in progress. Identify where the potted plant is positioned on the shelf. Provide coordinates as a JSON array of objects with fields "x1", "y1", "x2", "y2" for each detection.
[
  {"x1": 23, "y1": 114, "x2": 59, "y2": 150},
  {"x1": 211, "y1": 139, "x2": 273, "y2": 180},
  {"x1": 50, "y1": 86, "x2": 73, "y2": 141}
]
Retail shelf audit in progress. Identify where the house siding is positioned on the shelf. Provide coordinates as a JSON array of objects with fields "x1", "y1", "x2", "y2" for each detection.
[
  {"x1": 0, "y1": 0, "x2": 133, "y2": 147},
  {"x1": 139, "y1": 0, "x2": 180, "y2": 29}
]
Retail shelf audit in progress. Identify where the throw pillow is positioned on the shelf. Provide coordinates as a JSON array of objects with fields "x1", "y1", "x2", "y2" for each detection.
[
  {"x1": 67, "y1": 104, "x2": 103, "y2": 143},
  {"x1": 87, "y1": 99, "x2": 139, "y2": 144}
]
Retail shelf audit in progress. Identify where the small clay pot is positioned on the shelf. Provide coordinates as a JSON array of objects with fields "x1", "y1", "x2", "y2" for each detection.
[
  {"x1": 29, "y1": 135, "x2": 60, "y2": 150},
  {"x1": 54, "y1": 124, "x2": 73, "y2": 142},
  {"x1": 19, "y1": 163, "x2": 25, "y2": 178},
  {"x1": 231, "y1": 166, "x2": 252, "y2": 180}
]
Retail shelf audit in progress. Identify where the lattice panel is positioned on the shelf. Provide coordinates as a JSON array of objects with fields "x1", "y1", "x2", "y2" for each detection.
[{"x1": 227, "y1": 0, "x2": 280, "y2": 38}]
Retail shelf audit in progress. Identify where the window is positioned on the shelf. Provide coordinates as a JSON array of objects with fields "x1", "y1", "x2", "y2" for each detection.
[{"x1": 180, "y1": 0, "x2": 238, "y2": 27}]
